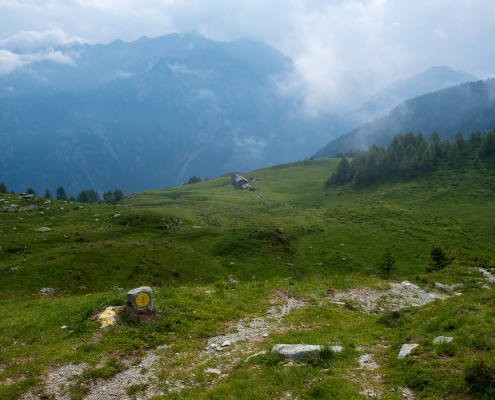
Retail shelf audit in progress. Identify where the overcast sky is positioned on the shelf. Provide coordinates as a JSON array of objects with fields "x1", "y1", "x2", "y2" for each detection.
[{"x1": 0, "y1": 0, "x2": 494, "y2": 114}]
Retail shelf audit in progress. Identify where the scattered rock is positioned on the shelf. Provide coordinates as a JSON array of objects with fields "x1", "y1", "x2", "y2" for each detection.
[
  {"x1": 93, "y1": 214, "x2": 100, "y2": 218},
  {"x1": 27, "y1": 203, "x2": 39, "y2": 211},
  {"x1": 44, "y1": 200, "x2": 51, "y2": 204},
  {"x1": 61, "y1": 325, "x2": 68, "y2": 330},
  {"x1": 2, "y1": 206, "x2": 17, "y2": 213},
  {"x1": 35, "y1": 227, "x2": 52, "y2": 232},
  {"x1": 435, "y1": 282, "x2": 448, "y2": 292},
  {"x1": 38, "y1": 288, "x2": 57, "y2": 297},
  {"x1": 74, "y1": 206, "x2": 83, "y2": 210},
  {"x1": 398, "y1": 344, "x2": 419, "y2": 359},
  {"x1": 221, "y1": 341, "x2": 231, "y2": 347},
  {"x1": 245, "y1": 350, "x2": 268, "y2": 362},
  {"x1": 113, "y1": 213, "x2": 121, "y2": 218},
  {"x1": 271, "y1": 344, "x2": 342, "y2": 360},
  {"x1": 479, "y1": 268, "x2": 495, "y2": 282},
  {"x1": 99, "y1": 307, "x2": 117, "y2": 328},
  {"x1": 432, "y1": 336, "x2": 453, "y2": 344},
  {"x1": 110, "y1": 286, "x2": 123, "y2": 291},
  {"x1": 205, "y1": 368, "x2": 221, "y2": 375}
]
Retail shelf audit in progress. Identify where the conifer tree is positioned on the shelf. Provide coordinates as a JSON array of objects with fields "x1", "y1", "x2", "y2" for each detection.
[
  {"x1": 77, "y1": 190, "x2": 91, "y2": 203},
  {"x1": 448, "y1": 142, "x2": 460, "y2": 166},
  {"x1": 478, "y1": 132, "x2": 495, "y2": 157},
  {"x1": 56, "y1": 186, "x2": 68, "y2": 201},
  {"x1": 455, "y1": 132, "x2": 464, "y2": 153},
  {"x1": 377, "y1": 246, "x2": 397, "y2": 276},
  {"x1": 334, "y1": 156, "x2": 350, "y2": 184},
  {"x1": 421, "y1": 145, "x2": 434, "y2": 171},
  {"x1": 0, "y1": 182, "x2": 6, "y2": 193},
  {"x1": 44, "y1": 189, "x2": 52, "y2": 199},
  {"x1": 426, "y1": 243, "x2": 455, "y2": 272}
]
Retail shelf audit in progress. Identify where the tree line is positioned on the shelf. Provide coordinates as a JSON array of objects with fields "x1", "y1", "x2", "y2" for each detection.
[
  {"x1": 327, "y1": 128, "x2": 495, "y2": 187},
  {"x1": 0, "y1": 184, "x2": 124, "y2": 204}
]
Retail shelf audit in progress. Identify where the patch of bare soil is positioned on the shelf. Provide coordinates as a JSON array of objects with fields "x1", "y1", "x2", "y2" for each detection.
[
  {"x1": 22, "y1": 290, "x2": 308, "y2": 399},
  {"x1": 328, "y1": 281, "x2": 447, "y2": 313},
  {"x1": 21, "y1": 363, "x2": 89, "y2": 400}
]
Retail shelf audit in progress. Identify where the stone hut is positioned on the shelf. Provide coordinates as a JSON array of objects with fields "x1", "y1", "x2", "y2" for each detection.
[{"x1": 230, "y1": 173, "x2": 252, "y2": 190}]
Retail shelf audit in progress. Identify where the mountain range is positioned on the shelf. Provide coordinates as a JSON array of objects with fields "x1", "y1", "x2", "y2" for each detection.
[
  {"x1": 0, "y1": 33, "x2": 347, "y2": 195},
  {"x1": 343, "y1": 66, "x2": 478, "y2": 127},
  {"x1": 0, "y1": 33, "x2": 483, "y2": 195},
  {"x1": 314, "y1": 78, "x2": 495, "y2": 159}
]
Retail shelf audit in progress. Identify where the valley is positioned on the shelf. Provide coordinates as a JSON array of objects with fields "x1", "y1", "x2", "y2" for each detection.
[{"x1": 1, "y1": 147, "x2": 494, "y2": 399}]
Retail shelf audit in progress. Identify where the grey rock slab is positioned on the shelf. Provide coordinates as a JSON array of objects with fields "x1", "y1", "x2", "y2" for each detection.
[
  {"x1": 272, "y1": 344, "x2": 323, "y2": 360},
  {"x1": 432, "y1": 336, "x2": 453, "y2": 344},
  {"x1": 272, "y1": 344, "x2": 342, "y2": 360},
  {"x1": 35, "y1": 227, "x2": 52, "y2": 232},
  {"x1": 398, "y1": 343, "x2": 419, "y2": 359}
]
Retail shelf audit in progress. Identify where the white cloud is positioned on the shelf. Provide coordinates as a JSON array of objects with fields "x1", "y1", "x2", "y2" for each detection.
[
  {"x1": 0, "y1": 28, "x2": 83, "y2": 53},
  {"x1": 0, "y1": 48, "x2": 75, "y2": 74},
  {"x1": 0, "y1": 1, "x2": 494, "y2": 112}
]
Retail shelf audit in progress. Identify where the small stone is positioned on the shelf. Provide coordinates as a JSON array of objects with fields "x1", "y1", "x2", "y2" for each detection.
[
  {"x1": 435, "y1": 282, "x2": 448, "y2": 292},
  {"x1": 38, "y1": 287, "x2": 57, "y2": 297},
  {"x1": 221, "y1": 341, "x2": 231, "y2": 347},
  {"x1": 432, "y1": 336, "x2": 453, "y2": 344},
  {"x1": 61, "y1": 325, "x2": 68, "y2": 330},
  {"x1": 205, "y1": 368, "x2": 221, "y2": 375},
  {"x1": 245, "y1": 350, "x2": 268, "y2": 362},
  {"x1": 262, "y1": 333, "x2": 268, "y2": 338},
  {"x1": 113, "y1": 213, "x2": 121, "y2": 218},
  {"x1": 35, "y1": 227, "x2": 52, "y2": 232},
  {"x1": 398, "y1": 343, "x2": 419, "y2": 359}
]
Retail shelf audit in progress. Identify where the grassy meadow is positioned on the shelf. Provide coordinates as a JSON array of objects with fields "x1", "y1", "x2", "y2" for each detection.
[{"x1": 0, "y1": 150, "x2": 494, "y2": 399}]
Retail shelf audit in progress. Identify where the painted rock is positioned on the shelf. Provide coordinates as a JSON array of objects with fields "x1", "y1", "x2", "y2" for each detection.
[{"x1": 126, "y1": 286, "x2": 153, "y2": 311}]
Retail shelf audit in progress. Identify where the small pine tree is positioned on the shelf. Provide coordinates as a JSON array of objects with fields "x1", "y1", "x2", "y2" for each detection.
[
  {"x1": 377, "y1": 246, "x2": 397, "y2": 276},
  {"x1": 103, "y1": 190, "x2": 113, "y2": 203},
  {"x1": 187, "y1": 176, "x2": 202, "y2": 184},
  {"x1": 56, "y1": 186, "x2": 68, "y2": 201},
  {"x1": 421, "y1": 145, "x2": 434, "y2": 171},
  {"x1": 69, "y1": 196, "x2": 76, "y2": 202},
  {"x1": 44, "y1": 188, "x2": 52, "y2": 199},
  {"x1": 455, "y1": 131, "x2": 464, "y2": 153},
  {"x1": 448, "y1": 142, "x2": 460, "y2": 166},
  {"x1": 426, "y1": 243, "x2": 455, "y2": 272},
  {"x1": 0, "y1": 182, "x2": 6, "y2": 193},
  {"x1": 77, "y1": 190, "x2": 91, "y2": 203},
  {"x1": 336, "y1": 156, "x2": 350, "y2": 183},
  {"x1": 87, "y1": 189, "x2": 100, "y2": 203},
  {"x1": 113, "y1": 189, "x2": 123, "y2": 203},
  {"x1": 26, "y1": 188, "x2": 36, "y2": 195}
]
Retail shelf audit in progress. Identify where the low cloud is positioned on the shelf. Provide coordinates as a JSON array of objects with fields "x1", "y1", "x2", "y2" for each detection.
[
  {"x1": 0, "y1": 49, "x2": 75, "y2": 75},
  {"x1": 0, "y1": 28, "x2": 83, "y2": 53},
  {"x1": 0, "y1": 1, "x2": 494, "y2": 113}
]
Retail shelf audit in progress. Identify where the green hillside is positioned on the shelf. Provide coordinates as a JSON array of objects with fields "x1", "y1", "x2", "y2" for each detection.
[{"x1": 0, "y1": 149, "x2": 494, "y2": 399}]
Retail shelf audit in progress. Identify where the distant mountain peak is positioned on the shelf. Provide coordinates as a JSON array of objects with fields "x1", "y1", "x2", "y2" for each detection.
[{"x1": 344, "y1": 66, "x2": 478, "y2": 128}]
